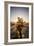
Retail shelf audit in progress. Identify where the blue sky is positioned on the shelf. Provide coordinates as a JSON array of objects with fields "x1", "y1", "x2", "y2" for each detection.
[{"x1": 10, "y1": 7, "x2": 29, "y2": 22}]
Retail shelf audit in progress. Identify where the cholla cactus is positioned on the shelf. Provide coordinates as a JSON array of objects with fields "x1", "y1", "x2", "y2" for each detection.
[{"x1": 16, "y1": 17, "x2": 24, "y2": 38}]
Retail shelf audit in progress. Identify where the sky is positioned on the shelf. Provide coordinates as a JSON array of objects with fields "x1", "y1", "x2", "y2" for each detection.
[{"x1": 10, "y1": 7, "x2": 29, "y2": 23}]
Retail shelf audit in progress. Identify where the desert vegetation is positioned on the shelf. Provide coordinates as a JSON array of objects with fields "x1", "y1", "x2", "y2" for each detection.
[{"x1": 10, "y1": 17, "x2": 29, "y2": 39}]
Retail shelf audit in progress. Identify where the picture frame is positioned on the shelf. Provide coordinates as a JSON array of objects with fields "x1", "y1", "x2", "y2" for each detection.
[{"x1": 4, "y1": 1, "x2": 33, "y2": 44}]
